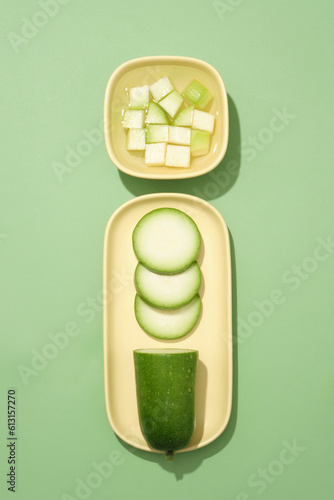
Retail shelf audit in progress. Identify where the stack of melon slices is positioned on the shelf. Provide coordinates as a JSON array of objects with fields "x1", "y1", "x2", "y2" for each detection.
[
  {"x1": 123, "y1": 76, "x2": 216, "y2": 168},
  {"x1": 132, "y1": 207, "x2": 202, "y2": 339}
]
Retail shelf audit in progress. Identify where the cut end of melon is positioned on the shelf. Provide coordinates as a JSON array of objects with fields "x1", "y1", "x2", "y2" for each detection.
[{"x1": 134, "y1": 348, "x2": 198, "y2": 354}]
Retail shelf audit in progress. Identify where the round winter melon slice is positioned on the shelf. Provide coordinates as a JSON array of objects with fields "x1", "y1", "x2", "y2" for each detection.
[
  {"x1": 135, "y1": 261, "x2": 201, "y2": 309},
  {"x1": 134, "y1": 294, "x2": 201, "y2": 339},
  {"x1": 132, "y1": 208, "x2": 201, "y2": 275}
]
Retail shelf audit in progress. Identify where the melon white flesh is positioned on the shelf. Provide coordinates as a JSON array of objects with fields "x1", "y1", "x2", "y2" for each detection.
[
  {"x1": 192, "y1": 110, "x2": 215, "y2": 134},
  {"x1": 172, "y1": 106, "x2": 194, "y2": 127},
  {"x1": 145, "y1": 102, "x2": 169, "y2": 125},
  {"x1": 165, "y1": 145, "x2": 190, "y2": 168},
  {"x1": 145, "y1": 143, "x2": 166, "y2": 166},
  {"x1": 146, "y1": 125, "x2": 169, "y2": 143},
  {"x1": 129, "y1": 85, "x2": 149, "y2": 109},
  {"x1": 168, "y1": 126, "x2": 191, "y2": 146},
  {"x1": 127, "y1": 129, "x2": 146, "y2": 151},
  {"x1": 191, "y1": 129, "x2": 210, "y2": 156},
  {"x1": 135, "y1": 294, "x2": 201, "y2": 339},
  {"x1": 150, "y1": 76, "x2": 174, "y2": 102},
  {"x1": 159, "y1": 91, "x2": 183, "y2": 118},
  {"x1": 122, "y1": 109, "x2": 145, "y2": 129},
  {"x1": 132, "y1": 208, "x2": 201, "y2": 274},
  {"x1": 135, "y1": 261, "x2": 201, "y2": 309}
]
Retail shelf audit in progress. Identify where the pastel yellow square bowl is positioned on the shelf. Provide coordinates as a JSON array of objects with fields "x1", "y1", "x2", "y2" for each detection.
[{"x1": 104, "y1": 56, "x2": 229, "y2": 180}]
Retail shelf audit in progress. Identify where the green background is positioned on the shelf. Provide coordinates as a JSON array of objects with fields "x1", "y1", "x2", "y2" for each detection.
[{"x1": 1, "y1": 0, "x2": 334, "y2": 499}]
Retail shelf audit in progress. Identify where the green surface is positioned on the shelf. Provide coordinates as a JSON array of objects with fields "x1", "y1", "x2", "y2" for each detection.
[
  {"x1": 133, "y1": 349, "x2": 198, "y2": 458},
  {"x1": 1, "y1": 0, "x2": 334, "y2": 499}
]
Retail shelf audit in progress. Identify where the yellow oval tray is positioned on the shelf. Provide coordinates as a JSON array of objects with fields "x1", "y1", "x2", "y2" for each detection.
[{"x1": 103, "y1": 193, "x2": 232, "y2": 453}]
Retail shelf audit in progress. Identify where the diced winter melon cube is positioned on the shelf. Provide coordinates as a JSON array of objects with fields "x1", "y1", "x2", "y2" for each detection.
[
  {"x1": 145, "y1": 102, "x2": 169, "y2": 124},
  {"x1": 165, "y1": 145, "x2": 191, "y2": 168},
  {"x1": 172, "y1": 106, "x2": 194, "y2": 127},
  {"x1": 146, "y1": 125, "x2": 169, "y2": 143},
  {"x1": 150, "y1": 76, "x2": 174, "y2": 102},
  {"x1": 191, "y1": 129, "x2": 210, "y2": 157},
  {"x1": 122, "y1": 109, "x2": 145, "y2": 129},
  {"x1": 192, "y1": 110, "x2": 215, "y2": 134},
  {"x1": 129, "y1": 85, "x2": 150, "y2": 109},
  {"x1": 183, "y1": 80, "x2": 213, "y2": 109},
  {"x1": 127, "y1": 129, "x2": 146, "y2": 151},
  {"x1": 159, "y1": 91, "x2": 183, "y2": 119},
  {"x1": 145, "y1": 143, "x2": 167, "y2": 166},
  {"x1": 168, "y1": 126, "x2": 191, "y2": 146}
]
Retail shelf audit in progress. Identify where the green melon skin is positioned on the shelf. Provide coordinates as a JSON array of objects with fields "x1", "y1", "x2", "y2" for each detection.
[
  {"x1": 182, "y1": 80, "x2": 213, "y2": 109},
  {"x1": 133, "y1": 349, "x2": 198, "y2": 461}
]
